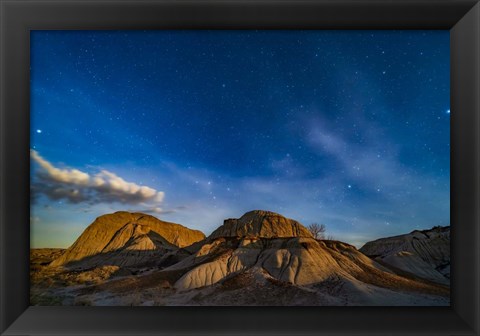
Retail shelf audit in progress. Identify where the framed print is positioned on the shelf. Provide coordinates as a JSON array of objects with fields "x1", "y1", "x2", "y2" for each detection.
[
  {"x1": 27, "y1": 29, "x2": 452, "y2": 308},
  {"x1": 1, "y1": 0, "x2": 479, "y2": 335}
]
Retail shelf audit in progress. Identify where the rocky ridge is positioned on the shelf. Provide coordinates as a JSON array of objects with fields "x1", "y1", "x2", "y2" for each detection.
[{"x1": 359, "y1": 226, "x2": 450, "y2": 284}]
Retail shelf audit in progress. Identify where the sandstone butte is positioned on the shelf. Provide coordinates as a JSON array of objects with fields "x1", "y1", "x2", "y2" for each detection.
[
  {"x1": 164, "y1": 210, "x2": 448, "y2": 297},
  {"x1": 208, "y1": 210, "x2": 313, "y2": 239},
  {"x1": 49, "y1": 211, "x2": 205, "y2": 268}
]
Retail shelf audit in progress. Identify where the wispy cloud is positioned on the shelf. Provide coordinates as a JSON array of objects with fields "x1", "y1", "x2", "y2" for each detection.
[
  {"x1": 133, "y1": 207, "x2": 177, "y2": 215},
  {"x1": 31, "y1": 149, "x2": 165, "y2": 205}
]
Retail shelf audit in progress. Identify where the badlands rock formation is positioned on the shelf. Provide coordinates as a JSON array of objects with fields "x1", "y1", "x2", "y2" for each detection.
[
  {"x1": 359, "y1": 226, "x2": 450, "y2": 284},
  {"x1": 208, "y1": 210, "x2": 313, "y2": 239},
  {"x1": 33, "y1": 210, "x2": 450, "y2": 306},
  {"x1": 49, "y1": 211, "x2": 205, "y2": 269},
  {"x1": 160, "y1": 211, "x2": 448, "y2": 300}
]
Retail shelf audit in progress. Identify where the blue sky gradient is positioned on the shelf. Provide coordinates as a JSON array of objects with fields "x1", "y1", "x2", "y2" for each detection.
[{"x1": 30, "y1": 30, "x2": 450, "y2": 248}]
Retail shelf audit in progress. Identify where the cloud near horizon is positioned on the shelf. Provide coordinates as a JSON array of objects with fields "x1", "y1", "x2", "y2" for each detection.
[{"x1": 30, "y1": 149, "x2": 165, "y2": 205}]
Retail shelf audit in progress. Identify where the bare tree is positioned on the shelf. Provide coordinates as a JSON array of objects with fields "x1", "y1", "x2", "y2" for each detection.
[{"x1": 307, "y1": 223, "x2": 326, "y2": 240}]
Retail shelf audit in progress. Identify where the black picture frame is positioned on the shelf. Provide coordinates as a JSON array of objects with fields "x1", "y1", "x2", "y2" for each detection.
[{"x1": 1, "y1": 0, "x2": 479, "y2": 335}]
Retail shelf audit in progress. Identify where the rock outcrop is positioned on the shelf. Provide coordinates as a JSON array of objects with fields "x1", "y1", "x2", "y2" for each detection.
[
  {"x1": 171, "y1": 237, "x2": 369, "y2": 290},
  {"x1": 160, "y1": 211, "x2": 448, "y2": 301},
  {"x1": 50, "y1": 212, "x2": 205, "y2": 269},
  {"x1": 208, "y1": 210, "x2": 313, "y2": 239},
  {"x1": 359, "y1": 226, "x2": 450, "y2": 284},
  {"x1": 34, "y1": 210, "x2": 450, "y2": 306}
]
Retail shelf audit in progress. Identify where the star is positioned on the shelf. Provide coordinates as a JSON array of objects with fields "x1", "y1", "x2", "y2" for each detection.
[{"x1": 30, "y1": 30, "x2": 450, "y2": 251}]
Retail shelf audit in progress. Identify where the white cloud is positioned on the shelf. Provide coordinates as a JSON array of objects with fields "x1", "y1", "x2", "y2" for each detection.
[
  {"x1": 31, "y1": 150, "x2": 90, "y2": 185},
  {"x1": 92, "y1": 170, "x2": 165, "y2": 203},
  {"x1": 30, "y1": 150, "x2": 165, "y2": 205}
]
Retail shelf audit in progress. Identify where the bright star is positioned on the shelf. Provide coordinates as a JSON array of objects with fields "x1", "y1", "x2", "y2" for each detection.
[
  {"x1": 36, "y1": 129, "x2": 42, "y2": 134},
  {"x1": 446, "y1": 109, "x2": 450, "y2": 114},
  {"x1": 347, "y1": 185, "x2": 352, "y2": 189}
]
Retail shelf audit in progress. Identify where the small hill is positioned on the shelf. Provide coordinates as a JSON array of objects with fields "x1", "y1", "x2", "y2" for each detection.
[
  {"x1": 209, "y1": 210, "x2": 313, "y2": 239},
  {"x1": 49, "y1": 212, "x2": 205, "y2": 269},
  {"x1": 359, "y1": 226, "x2": 450, "y2": 285}
]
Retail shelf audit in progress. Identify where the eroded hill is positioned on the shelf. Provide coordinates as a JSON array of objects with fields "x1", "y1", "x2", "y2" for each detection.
[
  {"x1": 31, "y1": 211, "x2": 450, "y2": 306},
  {"x1": 49, "y1": 211, "x2": 205, "y2": 269},
  {"x1": 359, "y1": 226, "x2": 450, "y2": 285}
]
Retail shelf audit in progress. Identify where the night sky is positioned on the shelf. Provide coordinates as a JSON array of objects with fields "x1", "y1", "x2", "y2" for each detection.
[{"x1": 30, "y1": 30, "x2": 450, "y2": 248}]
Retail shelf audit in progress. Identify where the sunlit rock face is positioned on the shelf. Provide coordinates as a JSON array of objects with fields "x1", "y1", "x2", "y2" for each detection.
[
  {"x1": 49, "y1": 211, "x2": 205, "y2": 269},
  {"x1": 208, "y1": 210, "x2": 313, "y2": 239},
  {"x1": 360, "y1": 226, "x2": 450, "y2": 284}
]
